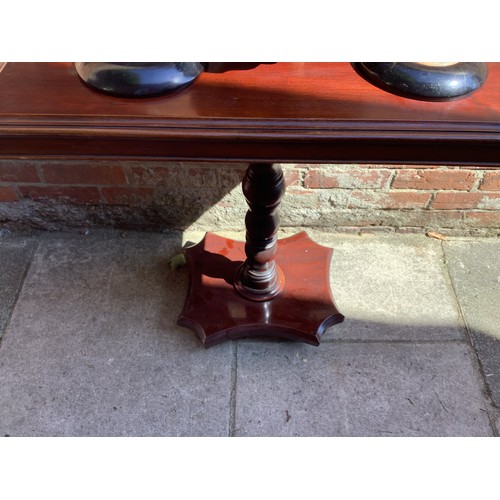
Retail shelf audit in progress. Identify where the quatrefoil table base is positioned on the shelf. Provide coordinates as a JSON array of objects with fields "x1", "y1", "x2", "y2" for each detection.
[{"x1": 177, "y1": 231, "x2": 344, "y2": 348}]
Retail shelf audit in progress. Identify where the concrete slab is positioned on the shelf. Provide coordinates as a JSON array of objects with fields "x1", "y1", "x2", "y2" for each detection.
[
  {"x1": 0, "y1": 231, "x2": 233, "y2": 436},
  {"x1": 307, "y1": 233, "x2": 466, "y2": 342},
  {"x1": 0, "y1": 235, "x2": 36, "y2": 337},
  {"x1": 234, "y1": 341, "x2": 492, "y2": 436},
  {"x1": 1, "y1": 228, "x2": 497, "y2": 438},
  {"x1": 444, "y1": 239, "x2": 500, "y2": 407}
]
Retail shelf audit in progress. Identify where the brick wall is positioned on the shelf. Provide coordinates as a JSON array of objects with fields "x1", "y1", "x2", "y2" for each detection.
[
  {"x1": 287, "y1": 163, "x2": 500, "y2": 236},
  {"x1": 0, "y1": 159, "x2": 499, "y2": 236}
]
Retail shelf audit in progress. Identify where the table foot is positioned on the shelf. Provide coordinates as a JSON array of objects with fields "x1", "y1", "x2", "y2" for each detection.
[{"x1": 177, "y1": 232, "x2": 344, "y2": 348}]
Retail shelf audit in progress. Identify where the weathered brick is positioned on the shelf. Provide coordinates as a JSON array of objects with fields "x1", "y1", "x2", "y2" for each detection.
[
  {"x1": 392, "y1": 169, "x2": 476, "y2": 190},
  {"x1": 0, "y1": 162, "x2": 40, "y2": 183},
  {"x1": 464, "y1": 211, "x2": 500, "y2": 228},
  {"x1": 291, "y1": 208, "x2": 464, "y2": 231},
  {"x1": 432, "y1": 192, "x2": 479, "y2": 210},
  {"x1": 42, "y1": 162, "x2": 127, "y2": 185},
  {"x1": 101, "y1": 187, "x2": 155, "y2": 206},
  {"x1": 477, "y1": 193, "x2": 500, "y2": 210},
  {"x1": 432, "y1": 192, "x2": 500, "y2": 210},
  {"x1": 186, "y1": 167, "x2": 218, "y2": 187},
  {"x1": 18, "y1": 186, "x2": 100, "y2": 204},
  {"x1": 282, "y1": 169, "x2": 301, "y2": 187},
  {"x1": 393, "y1": 209, "x2": 463, "y2": 228},
  {"x1": 480, "y1": 172, "x2": 500, "y2": 191},
  {"x1": 2, "y1": 159, "x2": 500, "y2": 236},
  {"x1": 374, "y1": 164, "x2": 444, "y2": 170},
  {"x1": 129, "y1": 166, "x2": 172, "y2": 186},
  {"x1": 295, "y1": 163, "x2": 444, "y2": 170},
  {"x1": 304, "y1": 168, "x2": 391, "y2": 189},
  {"x1": 0, "y1": 186, "x2": 19, "y2": 202},
  {"x1": 218, "y1": 168, "x2": 246, "y2": 187},
  {"x1": 348, "y1": 191, "x2": 431, "y2": 209}
]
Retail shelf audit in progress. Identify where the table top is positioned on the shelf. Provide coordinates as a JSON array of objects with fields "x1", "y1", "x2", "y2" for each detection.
[{"x1": 1, "y1": 62, "x2": 500, "y2": 165}]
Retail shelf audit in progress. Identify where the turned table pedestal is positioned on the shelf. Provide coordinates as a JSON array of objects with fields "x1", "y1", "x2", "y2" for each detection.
[{"x1": 177, "y1": 162, "x2": 344, "y2": 347}]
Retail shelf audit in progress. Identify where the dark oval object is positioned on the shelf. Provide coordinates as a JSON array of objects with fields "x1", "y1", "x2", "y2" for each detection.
[
  {"x1": 354, "y1": 62, "x2": 488, "y2": 101},
  {"x1": 75, "y1": 62, "x2": 204, "y2": 97}
]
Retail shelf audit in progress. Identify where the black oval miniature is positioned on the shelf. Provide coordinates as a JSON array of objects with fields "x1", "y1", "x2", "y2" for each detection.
[
  {"x1": 354, "y1": 62, "x2": 488, "y2": 101},
  {"x1": 75, "y1": 62, "x2": 204, "y2": 97}
]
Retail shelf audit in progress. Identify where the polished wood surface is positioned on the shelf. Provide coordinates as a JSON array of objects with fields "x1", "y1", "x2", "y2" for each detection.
[
  {"x1": 1, "y1": 62, "x2": 500, "y2": 165},
  {"x1": 178, "y1": 232, "x2": 344, "y2": 347}
]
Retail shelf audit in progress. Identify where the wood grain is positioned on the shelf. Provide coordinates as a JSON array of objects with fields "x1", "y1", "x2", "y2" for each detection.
[
  {"x1": 1, "y1": 62, "x2": 499, "y2": 165},
  {"x1": 178, "y1": 232, "x2": 344, "y2": 347}
]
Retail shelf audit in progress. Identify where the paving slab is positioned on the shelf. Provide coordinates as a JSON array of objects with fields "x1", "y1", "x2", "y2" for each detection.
[
  {"x1": 1, "y1": 229, "x2": 496, "y2": 438},
  {"x1": 0, "y1": 231, "x2": 232, "y2": 436},
  {"x1": 444, "y1": 239, "x2": 500, "y2": 407},
  {"x1": 307, "y1": 233, "x2": 466, "y2": 342},
  {"x1": 234, "y1": 341, "x2": 492, "y2": 436},
  {"x1": 0, "y1": 235, "x2": 36, "y2": 338}
]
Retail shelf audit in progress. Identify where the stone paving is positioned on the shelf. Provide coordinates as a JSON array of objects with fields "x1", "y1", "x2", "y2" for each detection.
[{"x1": 0, "y1": 228, "x2": 498, "y2": 436}]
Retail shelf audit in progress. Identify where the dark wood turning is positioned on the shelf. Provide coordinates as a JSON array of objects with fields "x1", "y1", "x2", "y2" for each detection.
[
  {"x1": 234, "y1": 163, "x2": 285, "y2": 301},
  {"x1": 177, "y1": 232, "x2": 344, "y2": 348}
]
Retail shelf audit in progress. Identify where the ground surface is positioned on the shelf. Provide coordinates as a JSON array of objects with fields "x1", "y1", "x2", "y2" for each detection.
[{"x1": 0, "y1": 228, "x2": 498, "y2": 436}]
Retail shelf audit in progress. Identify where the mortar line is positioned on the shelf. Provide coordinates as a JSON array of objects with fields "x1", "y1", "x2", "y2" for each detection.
[
  {"x1": 35, "y1": 162, "x2": 46, "y2": 183},
  {"x1": 228, "y1": 340, "x2": 238, "y2": 437},
  {"x1": 470, "y1": 171, "x2": 485, "y2": 192},
  {"x1": 440, "y1": 239, "x2": 499, "y2": 436},
  {"x1": 386, "y1": 169, "x2": 397, "y2": 189},
  {"x1": 0, "y1": 235, "x2": 40, "y2": 351}
]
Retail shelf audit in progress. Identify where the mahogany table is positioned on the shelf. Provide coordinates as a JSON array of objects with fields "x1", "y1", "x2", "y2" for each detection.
[{"x1": 1, "y1": 62, "x2": 500, "y2": 347}]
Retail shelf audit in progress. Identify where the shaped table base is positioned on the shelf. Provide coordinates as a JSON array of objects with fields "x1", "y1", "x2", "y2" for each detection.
[{"x1": 177, "y1": 231, "x2": 344, "y2": 348}]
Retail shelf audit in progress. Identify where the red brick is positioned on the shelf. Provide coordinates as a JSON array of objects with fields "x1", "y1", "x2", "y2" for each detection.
[
  {"x1": 480, "y1": 172, "x2": 500, "y2": 191},
  {"x1": 304, "y1": 168, "x2": 391, "y2": 189},
  {"x1": 396, "y1": 210, "x2": 463, "y2": 227},
  {"x1": 296, "y1": 163, "x2": 444, "y2": 170},
  {"x1": 464, "y1": 211, "x2": 500, "y2": 228},
  {"x1": 392, "y1": 169, "x2": 476, "y2": 190},
  {"x1": 186, "y1": 167, "x2": 221, "y2": 187},
  {"x1": 101, "y1": 187, "x2": 155, "y2": 206},
  {"x1": 18, "y1": 186, "x2": 100, "y2": 204},
  {"x1": 0, "y1": 186, "x2": 19, "y2": 202},
  {"x1": 0, "y1": 163, "x2": 40, "y2": 183},
  {"x1": 130, "y1": 164, "x2": 245, "y2": 190},
  {"x1": 129, "y1": 166, "x2": 172, "y2": 186},
  {"x1": 478, "y1": 193, "x2": 500, "y2": 210},
  {"x1": 372, "y1": 164, "x2": 442, "y2": 170},
  {"x1": 42, "y1": 163, "x2": 127, "y2": 185},
  {"x1": 348, "y1": 191, "x2": 431, "y2": 209},
  {"x1": 218, "y1": 168, "x2": 246, "y2": 186},
  {"x1": 283, "y1": 169, "x2": 301, "y2": 186},
  {"x1": 431, "y1": 192, "x2": 500, "y2": 210}
]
